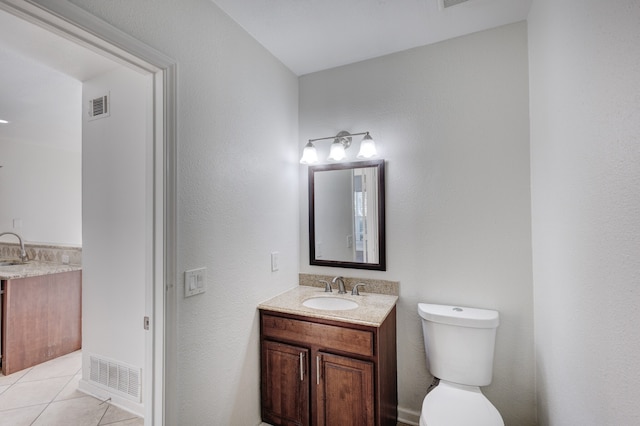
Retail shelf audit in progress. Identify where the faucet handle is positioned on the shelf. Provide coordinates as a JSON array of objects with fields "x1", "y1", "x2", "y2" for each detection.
[
  {"x1": 319, "y1": 280, "x2": 332, "y2": 292},
  {"x1": 351, "y1": 283, "x2": 366, "y2": 296}
]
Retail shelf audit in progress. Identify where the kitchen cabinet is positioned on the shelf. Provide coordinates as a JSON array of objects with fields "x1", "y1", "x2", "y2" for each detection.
[
  {"x1": 260, "y1": 307, "x2": 396, "y2": 426},
  {"x1": 1, "y1": 270, "x2": 82, "y2": 375}
]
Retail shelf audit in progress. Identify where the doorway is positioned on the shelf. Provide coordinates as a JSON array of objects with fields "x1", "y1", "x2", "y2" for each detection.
[{"x1": 0, "y1": 1, "x2": 176, "y2": 424}]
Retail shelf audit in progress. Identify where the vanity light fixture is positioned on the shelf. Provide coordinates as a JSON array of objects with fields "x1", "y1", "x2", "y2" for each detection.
[
  {"x1": 0, "y1": 119, "x2": 9, "y2": 124},
  {"x1": 300, "y1": 130, "x2": 377, "y2": 164}
]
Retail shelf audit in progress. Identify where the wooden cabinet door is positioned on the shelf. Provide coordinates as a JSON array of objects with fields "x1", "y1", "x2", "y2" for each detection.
[
  {"x1": 316, "y1": 352, "x2": 374, "y2": 426},
  {"x1": 262, "y1": 340, "x2": 310, "y2": 426}
]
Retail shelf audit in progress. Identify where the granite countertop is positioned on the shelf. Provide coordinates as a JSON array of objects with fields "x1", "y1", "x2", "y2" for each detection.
[
  {"x1": 258, "y1": 285, "x2": 398, "y2": 327},
  {"x1": 0, "y1": 259, "x2": 82, "y2": 280}
]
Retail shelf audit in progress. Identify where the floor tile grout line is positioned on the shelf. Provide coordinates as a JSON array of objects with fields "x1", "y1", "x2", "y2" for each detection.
[
  {"x1": 28, "y1": 402, "x2": 48, "y2": 426},
  {"x1": 51, "y1": 372, "x2": 80, "y2": 402},
  {"x1": 0, "y1": 401, "x2": 48, "y2": 413},
  {"x1": 0, "y1": 366, "x2": 33, "y2": 389}
]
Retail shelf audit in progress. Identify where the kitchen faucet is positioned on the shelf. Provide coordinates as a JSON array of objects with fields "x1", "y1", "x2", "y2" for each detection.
[
  {"x1": 0, "y1": 232, "x2": 28, "y2": 262},
  {"x1": 332, "y1": 276, "x2": 347, "y2": 294}
]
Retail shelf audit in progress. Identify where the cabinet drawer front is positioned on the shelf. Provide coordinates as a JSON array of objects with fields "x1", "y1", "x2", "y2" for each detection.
[{"x1": 262, "y1": 314, "x2": 374, "y2": 357}]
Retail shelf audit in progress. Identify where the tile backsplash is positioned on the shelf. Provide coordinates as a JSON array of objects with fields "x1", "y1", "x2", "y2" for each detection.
[
  {"x1": 299, "y1": 273, "x2": 399, "y2": 296},
  {"x1": 0, "y1": 242, "x2": 82, "y2": 265}
]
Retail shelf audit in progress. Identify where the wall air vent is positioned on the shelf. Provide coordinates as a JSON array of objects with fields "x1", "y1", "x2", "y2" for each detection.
[
  {"x1": 442, "y1": 0, "x2": 471, "y2": 8},
  {"x1": 88, "y1": 93, "x2": 110, "y2": 121},
  {"x1": 89, "y1": 355, "x2": 141, "y2": 402}
]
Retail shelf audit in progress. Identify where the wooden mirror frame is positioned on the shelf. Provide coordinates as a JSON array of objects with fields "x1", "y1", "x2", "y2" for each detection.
[{"x1": 308, "y1": 159, "x2": 386, "y2": 271}]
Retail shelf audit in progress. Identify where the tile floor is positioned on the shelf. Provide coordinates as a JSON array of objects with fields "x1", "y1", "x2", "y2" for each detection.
[{"x1": 0, "y1": 351, "x2": 143, "y2": 426}]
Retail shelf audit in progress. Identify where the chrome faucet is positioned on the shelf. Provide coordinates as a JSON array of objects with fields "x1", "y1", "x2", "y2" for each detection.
[
  {"x1": 0, "y1": 232, "x2": 28, "y2": 262},
  {"x1": 332, "y1": 276, "x2": 347, "y2": 294}
]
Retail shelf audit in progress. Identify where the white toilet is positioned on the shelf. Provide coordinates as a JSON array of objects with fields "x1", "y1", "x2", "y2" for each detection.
[{"x1": 417, "y1": 303, "x2": 504, "y2": 426}]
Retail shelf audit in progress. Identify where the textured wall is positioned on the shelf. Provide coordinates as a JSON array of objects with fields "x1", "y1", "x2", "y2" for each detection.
[
  {"x1": 528, "y1": 1, "x2": 640, "y2": 424},
  {"x1": 81, "y1": 66, "x2": 150, "y2": 415},
  {"x1": 300, "y1": 22, "x2": 535, "y2": 426},
  {"x1": 69, "y1": 0, "x2": 300, "y2": 424}
]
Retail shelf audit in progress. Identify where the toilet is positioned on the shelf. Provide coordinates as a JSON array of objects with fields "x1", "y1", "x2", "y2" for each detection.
[{"x1": 417, "y1": 303, "x2": 504, "y2": 426}]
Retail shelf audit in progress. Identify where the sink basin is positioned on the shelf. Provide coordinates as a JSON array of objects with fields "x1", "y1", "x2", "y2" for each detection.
[{"x1": 303, "y1": 296, "x2": 359, "y2": 311}]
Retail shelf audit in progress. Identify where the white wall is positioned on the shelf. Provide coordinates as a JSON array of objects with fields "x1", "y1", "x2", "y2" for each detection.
[
  {"x1": 0, "y1": 139, "x2": 81, "y2": 245},
  {"x1": 0, "y1": 61, "x2": 81, "y2": 246},
  {"x1": 69, "y1": 0, "x2": 300, "y2": 424},
  {"x1": 80, "y1": 65, "x2": 151, "y2": 414},
  {"x1": 528, "y1": 1, "x2": 640, "y2": 425},
  {"x1": 299, "y1": 22, "x2": 535, "y2": 425}
]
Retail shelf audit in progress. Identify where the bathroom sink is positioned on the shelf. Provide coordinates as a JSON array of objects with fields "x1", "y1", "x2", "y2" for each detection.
[{"x1": 303, "y1": 296, "x2": 359, "y2": 311}]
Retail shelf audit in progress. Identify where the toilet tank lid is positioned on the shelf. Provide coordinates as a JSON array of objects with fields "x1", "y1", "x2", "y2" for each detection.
[{"x1": 418, "y1": 303, "x2": 499, "y2": 328}]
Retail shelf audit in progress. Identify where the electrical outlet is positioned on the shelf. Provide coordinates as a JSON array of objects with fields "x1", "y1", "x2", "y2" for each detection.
[{"x1": 184, "y1": 267, "x2": 207, "y2": 298}]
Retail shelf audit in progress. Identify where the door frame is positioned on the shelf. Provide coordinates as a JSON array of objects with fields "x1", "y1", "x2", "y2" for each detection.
[{"x1": 0, "y1": 1, "x2": 178, "y2": 424}]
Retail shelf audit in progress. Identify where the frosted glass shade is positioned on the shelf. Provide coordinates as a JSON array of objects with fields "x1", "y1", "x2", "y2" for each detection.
[
  {"x1": 328, "y1": 140, "x2": 347, "y2": 161},
  {"x1": 357, "y1": 133, "x2": 377, "y2": 159},
  {"x1": 300, "y1": 141, "x2": 318, "y2": 164}
]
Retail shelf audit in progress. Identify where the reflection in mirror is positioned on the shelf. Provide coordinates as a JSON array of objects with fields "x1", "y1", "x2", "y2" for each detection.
[{"x1": 309, "y1": 160, "x2": 385, "y2": 270}]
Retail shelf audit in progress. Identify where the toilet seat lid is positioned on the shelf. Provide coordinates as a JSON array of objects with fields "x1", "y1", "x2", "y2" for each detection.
[{"x1": 420, "y1": 382, "x2": 504, "y2": 426}]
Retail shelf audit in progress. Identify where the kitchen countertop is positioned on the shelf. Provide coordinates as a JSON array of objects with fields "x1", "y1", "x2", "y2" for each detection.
[
  {"x1": 0, "y1": 260, "x2": 82, "y2": 280},
  {"x1": 258, "y1": 285, "x2": 398, "y2": 327}
]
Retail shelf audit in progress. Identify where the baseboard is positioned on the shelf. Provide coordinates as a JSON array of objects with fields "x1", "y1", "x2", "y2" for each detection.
[
  {"x1": 398, "y1": 405, "x2": 421, "y2": 426},
  {"x1": 261, "y1": 408, "x2": 420, "y2": 426},
  {"x1": 78, "y1": 378, "x2": 144, "y2": 418}
]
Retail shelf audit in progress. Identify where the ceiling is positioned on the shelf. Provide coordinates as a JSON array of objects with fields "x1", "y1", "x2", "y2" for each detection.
[
  {"x1": 210, "y1": 0, "x2": 532, "y2": 76},
  {"x1": 0, "y1": 9, "x2": 118, "y2": 153}
]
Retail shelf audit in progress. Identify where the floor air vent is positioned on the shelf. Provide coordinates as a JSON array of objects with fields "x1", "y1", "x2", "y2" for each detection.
[
  {"x1": 89, "y1": 355, "x2": 141, "y2": 402},
  {"x1": 88, "y1": 93, "x2": 110, "y2": 120}
]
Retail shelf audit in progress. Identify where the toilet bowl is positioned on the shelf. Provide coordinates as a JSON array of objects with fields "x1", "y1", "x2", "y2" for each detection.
[
  {"x1": 418, "y1": 303, "x2": 504, "y2": 426},
  {"x1": 419, "y1": 381, "x2": 503, "y2": 426}
]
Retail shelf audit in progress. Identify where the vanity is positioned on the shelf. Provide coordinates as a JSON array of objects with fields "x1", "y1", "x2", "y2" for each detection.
[
  {"x1": 1, "y1": 261, "x2": 82, "y2": 375},
  {"x1": 261, "y1": 156, "x2": 395, "y2": 424},
  {"x1": 258, "y1": 284, "x2": 398, "y2": 426}
]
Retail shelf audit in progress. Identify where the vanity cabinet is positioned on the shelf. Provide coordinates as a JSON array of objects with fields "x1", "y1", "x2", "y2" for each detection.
[{"x1": 260, "y1": 308, "x2": 396, "y2": 426}]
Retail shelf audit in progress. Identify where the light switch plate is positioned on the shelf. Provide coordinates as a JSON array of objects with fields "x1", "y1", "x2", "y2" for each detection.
[{"x1": 184, "y1": 267, "x2": 207, "y2": 298}]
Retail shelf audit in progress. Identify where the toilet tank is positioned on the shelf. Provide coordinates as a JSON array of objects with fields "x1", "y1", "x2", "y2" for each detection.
[{"x1": 418, "y1": 303, "x2": 499, "y2": 387}]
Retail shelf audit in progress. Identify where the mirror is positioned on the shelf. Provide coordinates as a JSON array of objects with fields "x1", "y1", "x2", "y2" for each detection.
[{"x1": 309, "y1": 159, "x2": 385, "y2": 270}]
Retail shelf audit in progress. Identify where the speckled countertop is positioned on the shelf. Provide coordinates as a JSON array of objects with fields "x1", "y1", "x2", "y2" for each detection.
[
  {"x1": 258, "y1": 285, "x2": 398, "y2": 327},
  {"x1": 0, "y1": 260, "x2": 82, "y2": 280}
]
